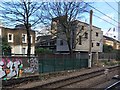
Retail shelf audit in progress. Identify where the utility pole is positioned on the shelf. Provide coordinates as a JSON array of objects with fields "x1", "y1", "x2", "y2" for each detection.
[{"x1": 88, "y1": 10, "x2": 93, "y2": 68}]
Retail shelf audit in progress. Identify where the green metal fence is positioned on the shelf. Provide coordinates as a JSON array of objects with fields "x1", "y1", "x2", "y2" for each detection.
[{"x1": 38, "y1": 54, "x2": 88, "y2": 73}]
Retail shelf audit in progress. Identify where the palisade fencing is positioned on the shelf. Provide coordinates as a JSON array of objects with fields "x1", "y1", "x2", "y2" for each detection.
[
  {"x1": 1, "y1": 52, "x2": 117, "y2": 79},
  {"x1": 98, "y1": 53, "x2": 117, "y2": 61},
  {"x1": 92, "y1": 52, "x2": 117, "y2": 62},
  {"x1": 38, "y1": 53, "x2": 88, "y2": 73},
  {"x1": 0, "y1": 53, "x2": 89, "y2": 79}
]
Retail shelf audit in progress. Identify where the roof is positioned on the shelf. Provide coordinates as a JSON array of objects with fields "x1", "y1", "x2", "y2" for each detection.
[
  {"x1": 72, "y1": 20, "x2": 101, "y2": 29},
  {"x1": 103, "y1": 35, "x2": 120, "y2": 43},
  {"x1": 0, "y1": 26, "x2": 35, "y2": 32},
  {"x1": 52, "y1": 16, "x2": 101, "y2": 30},
  {"x1": 52, "y1": 15, "x2": 67, "y2": 22}
]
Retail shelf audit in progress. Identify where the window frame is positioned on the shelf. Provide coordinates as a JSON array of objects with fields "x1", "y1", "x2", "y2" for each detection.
[
  {"x1": 22, "y1": 34, "x2": 27, "y2": 43},
  {"x1": 79, "y1": 36, "x2": 82, "y2": 45},
  {"x1": 96, "y1": 32, "x2": 99, "y2": 37},
  {"x1": 92, "y1": 43, "x2": 94, "y2": 47},
  {"x1": 8, "y1": 33, "x2": 13, "y2": 42},
  {"x1": 30, "y1": 35, "x2": 33, "y2": 43},
  {"x1": 22, "y1": 48, "x2": 26, "y2": 54},
  {"x1": 84, "y1": 32, "x2": 88, "y2": 39},
  {"x1": 96, "y1": 42, "x2": 100, "y2": 46}
]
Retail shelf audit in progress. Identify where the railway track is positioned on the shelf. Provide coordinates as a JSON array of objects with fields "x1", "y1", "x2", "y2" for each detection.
[
  {"x1": 23, "y1": 65, "x2": 120, "y2": 90},
  {"x1": 105, "y1": 80, "x2": 120, "y2": 90},
  {"x1": 2, "y1": 75, "x2": 39, "y2": 86}
]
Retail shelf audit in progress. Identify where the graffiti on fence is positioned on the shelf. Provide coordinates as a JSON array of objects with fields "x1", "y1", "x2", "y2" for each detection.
[
  {"x1": 0, "y1": 58, "x2": 23, "y2": 79},
  {"x1": 24, "y1": 57, "x2": 38, "y2": 73}
]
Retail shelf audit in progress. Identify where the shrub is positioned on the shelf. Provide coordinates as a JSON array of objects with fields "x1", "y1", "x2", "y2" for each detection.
[{"x1": 35, "y1": 48, "x2": 52, "y2": 54}]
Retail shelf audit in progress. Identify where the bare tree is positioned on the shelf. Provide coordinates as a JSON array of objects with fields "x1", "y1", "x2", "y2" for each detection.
[
  {"x1": 41, "y1": 2, "x2": 90, "y2": 55},
  {"x1": 0, "y1": 0, "x2": 43, "y2": 57}
]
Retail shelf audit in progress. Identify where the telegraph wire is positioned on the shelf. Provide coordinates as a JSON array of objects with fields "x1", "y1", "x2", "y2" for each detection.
[
  {"x1": 114, "y1": 0, "x2": 120, "y2": 17},
  {"x1": 114, "y1": 0, "x2": 119, "y2": 5},
  {"x1": 85, "y1": 10, "x2": 117, "y2": 27},
  {"x1": 83, "y1": 2, "x2": 120, "y2": 24},
  {"x1": 103, "y1": 0, "x2": 119, "y2": 14}
]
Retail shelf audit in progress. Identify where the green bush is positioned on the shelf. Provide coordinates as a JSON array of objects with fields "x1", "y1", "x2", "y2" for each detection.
[
  {"x1": 2, "y1": 37, "x2": 12, "y2": 56},
  {"x1": 35, "y1": 48, "x2": 52, "y2": 54},
  {"x1": 116, "y1": 50, "x2": 120, "y2": 61},
  {"x1": 100, "y1": 60, "x2": 119, "y2": 66}
]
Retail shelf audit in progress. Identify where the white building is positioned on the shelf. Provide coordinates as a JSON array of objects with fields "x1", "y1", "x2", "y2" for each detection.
[{"x1": 52, "y1": 20, "x2": 103, "y2": 53}]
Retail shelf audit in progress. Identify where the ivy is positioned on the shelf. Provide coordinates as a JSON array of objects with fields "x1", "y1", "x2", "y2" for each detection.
[{"x1": 2, "y1": 37, "x2": 12, "y2": 56}]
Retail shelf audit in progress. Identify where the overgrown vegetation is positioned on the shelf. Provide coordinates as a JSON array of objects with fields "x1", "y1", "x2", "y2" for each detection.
[
  {"x1": 116, "y1": 49, "x2": 120, "y2": 61},
  {"x1": 35, "y1": 48, "x2": 52, "y2": 54},
  {"x1": 2, "y1": 37, "x2": 12, "y2": 56},
  {"x1": 103, "y1": 44, "x2": 120, "y2": 61},
  {"x1": 100, "y1": 60, "x2": 120, "y2": 66},
  {"x1": 103, "y1": 44, "x2": 114, "y2": 53}
]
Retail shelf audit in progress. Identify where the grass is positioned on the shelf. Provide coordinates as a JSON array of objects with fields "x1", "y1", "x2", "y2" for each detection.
[{"x1": 99, "y1": 60, "x2": 120, "y2": 66}]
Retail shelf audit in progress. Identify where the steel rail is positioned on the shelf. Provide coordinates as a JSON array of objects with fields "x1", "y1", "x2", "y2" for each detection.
[{"x1": 23, "y1": 65, "x2": 120, "y2": 90}]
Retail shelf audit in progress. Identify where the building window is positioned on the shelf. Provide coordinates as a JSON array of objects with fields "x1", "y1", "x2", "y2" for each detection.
[
  {"x1": 22, "y1": 48, "x2": 26, "y2": 54},
  {"x1": 22, "y1": 34, "x2": 27, "y2": 43},
  {"x1": 81, "y1": 26, "x2": 84, "y2": 30},
  {"x1": 0, "y1": 28, "x2": 2, "y2": 36},
  {"x1": 60, "y1": 40, "x2": 63, "y2": 45},
  {"x1": 96, "y1": 32, "x2": 99, "y2": 37},
  {"x1": 92, "y1": 43, "x2": 93, "y2": 47},
  {"x1": 8, "y1": 33, "x2": 13, "y2": 42},
  {"x1": 84, "y1": 32, "x2": 88, "y2": 39},
  {"x1": 50, "y1": 40, "x2": 55, "y2": 46},
  {"x1": 96, "y1": 42, "x2": 100, "y2": 46},
  {"x1": 30, "y1": 35, "x2": 33, "y2": 43},
  {"x1": 9, "y1": 34, "x2": 12, "y2": 40},
  {"x1": 79, "y1": 36, "x2": 82, "y2": 45}
]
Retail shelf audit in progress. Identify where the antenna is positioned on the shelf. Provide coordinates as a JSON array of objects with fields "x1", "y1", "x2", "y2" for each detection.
[{"x1": 105, "y1": 28, "x2": 111, "y2": 36}]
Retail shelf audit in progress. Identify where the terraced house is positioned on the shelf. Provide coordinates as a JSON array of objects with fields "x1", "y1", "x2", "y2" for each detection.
[
  {"x1": 0, "y1": 25, "x2": 35, "y2": 55},
  {"x1": 103, "y1": 35, "x2": 120, "y2": 50}
]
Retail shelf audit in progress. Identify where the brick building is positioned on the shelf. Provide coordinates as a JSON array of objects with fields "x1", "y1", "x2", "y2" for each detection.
[{"x1": 0, "y1": 26, "x2": 35, "y2": 55}]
